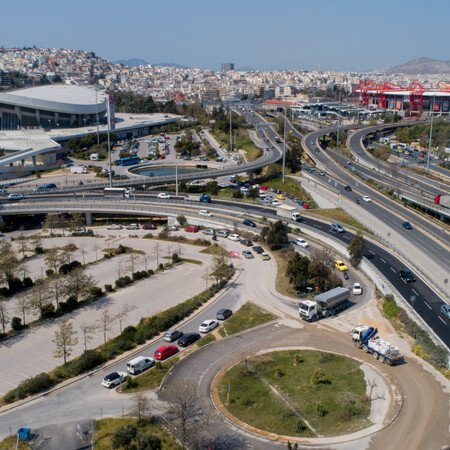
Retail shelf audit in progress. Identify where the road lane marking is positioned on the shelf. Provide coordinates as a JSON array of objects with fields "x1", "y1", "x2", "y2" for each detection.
[
  {"x1": 438, "y1": 317, "x2": 446, "y2": 325},
  {"x1": 412, "y1": 289, "x2": 419, "y2": 296},
  {"x1": 369, "y1": 250, "x2": 375, "y2": 255},
  {"x1": 424, "y1": 301, "x2": 432, "y2": 310},
  {"x1": 380, "y1": 258, "x2": 386, "y2": 263},
  {"x1": 390, "y1": 267, "x2": 396, "y2": 273}
]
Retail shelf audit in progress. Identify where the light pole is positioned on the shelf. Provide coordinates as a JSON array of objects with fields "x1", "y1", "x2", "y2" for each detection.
[
  {"x1": 95, "y1": 88, "x2": 100, "y2": 146},
  {"x1": 229, "y1": 101, "x2": 233, "y2": 152},
  {"x1": 282, "y1": 102, "x2": 287, "y2": 184},
  {"x1": 426, "y1": 96, "x2": 435, "y2": 174},
  {"x1": 336, "y1": 88, "x2": 341, "y2": 148},
  {"x1": 106, "y1": 98, "x2": 112, "y2": 187},
  {"x1": 48, "y1": 119, "x2": 51, "y2": 129}
]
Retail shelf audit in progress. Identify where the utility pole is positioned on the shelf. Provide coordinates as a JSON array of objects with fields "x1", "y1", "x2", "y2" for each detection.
[
  {"x1": 282, "y1": 102, "x2": 287, "y2": 184},
  {"x1": 95, "y1": 88, "x2": 100, "y2": 146},
  {"x1": 229, "y1": 101, "x2": 233, "y2": 152},
  {"x1": 106, "y1": 97, "x2": 112, "y2": 187},
  {"x1": 336, "y1": 89, "x2": 341, "y2": 148},
  {"x1": 426, "y1": 96, "x2": 435, "y2": 174}
]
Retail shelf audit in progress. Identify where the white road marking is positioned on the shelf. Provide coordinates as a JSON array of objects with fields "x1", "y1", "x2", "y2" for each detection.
[
  {"x1": 380, "y1": 258, "x2": 386, "y2": 263},
  {"x1": 390, "y1": 267, "x2": 396, "y2": 273},
  {"x1": 438, "y1": 317, "x2": 446, "y2": 325},
  {"x1": 412, "y1": 289, "x2": 419, "y2": 296},
  {"x1": 424, "y1": 302, "x2": 432, "y2": 310},
  {"x1": 369, "y1": 250, "x2": 375, "y2": 255}
]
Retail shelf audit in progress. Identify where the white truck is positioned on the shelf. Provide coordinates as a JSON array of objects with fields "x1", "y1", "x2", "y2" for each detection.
[
  {"x1": 70, "y1": 166, "x2": 87, "y2": 174},
  {"x1": 277, "y1": 204, "x2": 302, "y2": 222},
  {"x1": 299, "y1": 287, "x2": 350, "y2": 321}
]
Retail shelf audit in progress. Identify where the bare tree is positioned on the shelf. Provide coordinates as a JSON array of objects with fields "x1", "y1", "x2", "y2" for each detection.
[
  {"x1": 61, "y1": 243, "x2": 77, "y2": 264},
  {"x1": 62, "y1": 268, "x2": 96, "y2": 301},
  {"x1": 29, "y1": 278, "x2": 51, "y2": 314},
  {"x1": 154, "y1": 242, "x2": 160, "y2": 267},
  {"x1": 166, "y1": 244, "x2": 173, "y2": 260},
  {"x1": 68, "y1": 212, "x2": 85, "y2": 232},
  {"x1": 311, "y1": 248, "x2": 334, "y2": 270},
  {"x1": 0, "y1": 240, "x2": 20, "y2": 289},
  {"x1": 0, "y1": 297, "x2": 9, "y2": 334},
  {"x1": 16, "y1": 233, "x2": 29, "y2": 259},
  {"x1": 30, "y1": 234, "x2": 43, "y2": 254},
  {"x1": 15, "y1": 291, "x2": 32, "y2": 326},
  {"x1": 52, "y1": 318, "x2": 78, "y2": 364},
  {"x1": 116, "y1": 303, "x2": 136, "y2": 334},
  {"x1": 129, "y1": 393, "x2": 152, "y2": 423},
  {"x1": 79, "y1": 323, "x2": 98, "y2": 351},
  {"x1": 201, "y1": 267, "x2": 209, "y2": 289},
  {"x1": 45, "y1": 247, "x2": 64, "y2": 275},
  {"x1": 43, "y1": 214, "x2": 61, "y2": 235},
  {"x1": 47, "y1": 274, "x2": 63, "y2": 310},
  {"x1": 93, "y1": 243, "x2": 99, "y2": 261},
  {"x1": 117, "y1": 260, "x2": 123, "y2": 279},
  {"x1": 97, "y1": 309, "x2": 115, "y2": 344}
]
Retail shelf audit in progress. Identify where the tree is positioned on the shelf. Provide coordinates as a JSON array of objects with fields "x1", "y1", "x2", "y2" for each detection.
[
  {"x1": 97, "y1": 309, "x2": 115, "y2": 344},
  {"x1": 15, "y1": 291, "x2": 32, "y2": 326},
  {"x1": 79, "y1": 322, "x2": 98, "y2": 351},
  {"x1": 52, "y1": 318, "x2": 78, "y2": 364},
  {"x1": 116, "y1": 303, "x2": 136, "y2": 334},
  {"x1": 210, "y1": 255, "x2": 230, "y2": 285},
  {"x1": 68, "y1": 212, "x2": 85, "y2": 232},
  {"x1": 347, "y1": 232, "x2": 366, "y2": 267},
  {"x1": 129, "y1": 393, "x2": 152, "y2": 423},
  {"x1": 45, "y1": 247, "x2": 64, "y2": 275},
  {"x1": 176, "y1": 214, "x2": 187, "y2": 226},
  {"x1": 111, "y1": 423, "x2": 138, "y2": 450},
  {"x1": 311, "y1": 248, "x2": 334, "y2": 270},
  {"x1": 29, "y1": 278, "x2": 51, "y2": 314},
  {"x1": 137, "y1": 434, "x2": 161, "y2": 450},
  {"x1": 0, "y1": 297, "x2": 9, "y2": 334},
  {"x1": 16, "y1": 233, "x2": 29, "y2": 259},
  {"x1": 43, "y1": 214, "x2": 61, "y2": 235},
  {"x1": 285, "y1": 253, "x2": 310, "y2": 291},
  {"x1": 0, "y1": 240, "x2": 20, "y2": 290},
  {"x1": 262, "y1": 220, "x2": 289, "y2": 250},
  {"x1": 63, "y1": 268, "x2": 96, "y2": 301}
]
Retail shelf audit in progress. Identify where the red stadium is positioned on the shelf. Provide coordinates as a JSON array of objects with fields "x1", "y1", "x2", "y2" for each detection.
[{"x1": 354, "y1": 81, "x2": 450, "y2": 117}]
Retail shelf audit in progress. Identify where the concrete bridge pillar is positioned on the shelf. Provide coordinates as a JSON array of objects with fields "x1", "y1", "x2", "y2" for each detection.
[
  {"x1": 0, "y1": 216, "x2": 3, "y2": 223},
  {"x1": 21, "y1": 159, "x2": 25, "y2": 166},
  {"x1": 248, "y1": 171, "x2": 254, "y2": 182},
  {"x1": 85, "y1": 212, "x2": 92, "y2": 226},
  {"x1": 32, "y1": 155, "x2": 36, "y2": 168}
]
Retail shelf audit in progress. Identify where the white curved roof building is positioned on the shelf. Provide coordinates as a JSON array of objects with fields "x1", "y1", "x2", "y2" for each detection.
[{"x1": 0, "y1": 85, "x2": 107, "y2": 130}]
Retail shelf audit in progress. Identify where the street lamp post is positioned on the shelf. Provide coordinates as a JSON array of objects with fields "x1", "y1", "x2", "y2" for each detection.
[
  {"x1": 106, "y1": 99, "x2": 112, "y2": 187},
  {"x1": 282, "y1": 103, "x2": 287, "y2": 184},
  {"x1": 95, "y1": 88, "x2": 100, "y2": 146},
  {"x1": 426, "y1": 96, "x2": 435, "y2": 174},
  {"x1": 336, "y1": 89, "x2": 341, "y2": 148}
]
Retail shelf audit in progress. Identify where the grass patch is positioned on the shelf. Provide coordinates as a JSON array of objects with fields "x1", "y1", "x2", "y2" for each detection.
[
  {"x1": 197, "y1": 333, "x2": 217, "y2": 347},
  {"x1": 271, "y1": 247, "x2": 303, "y2": 298},
  {"x1": 94, "y1": 418, "x2": 180, "y2": 450},
  {"x1": 200, "y1": 244, "x2": 229, "y2": 256},
  {"x1": 219, "y1": 350, "x2": 370, "y2": 437},
  {"x1": 0, "y1": 435, "x2": 29, "y2": 449},
  {"x1": 218, "y1": 302, "x2": 276, "y2": 338},
  {"x1": 307, "y1": 208, "x2": 372, "y2": 234},
  {"x1": 180, "y1": 258, "x2": 202, "y2": 265},
  {"x1": 122, "y1": 358, "x2": 179, "y2": 393},
  {"x1": 264, "y1": 177, "x2": 317, "y2": 208},
  {"x1": 211, "y1": 128, "x2": 262, "y2": 161}
]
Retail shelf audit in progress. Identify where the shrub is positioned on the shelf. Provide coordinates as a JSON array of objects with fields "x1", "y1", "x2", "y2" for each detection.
[
  {"x1": 59, "y1": 260, "x2": 82, "y2": 275},
  {"x1": 3, "y1": 390, "x2": 17, "y2": 404},
  {"x1": 143, "y1": 233, "x2": 153, "y2": 239},
  {"x1": 275, "y1": 369, "x2": 285, "y2": 378},
  {"x1": 22, "y1": 277, "x2": 34, "y2": 288},
  {"x1": 112, "y1": 424, "x2": 138, "y2": 449},
  {"x1": 46, "y1": 269, "x2": 54, "y2": 277},
  {"x1": 172, "y1": 252, "x2": 181, "y2": 263},
  {"x1": 158, "y1": 263, "x2": 164, "y2": 270},
  {"x1": 123, "y1": 276, "x2": 132, "y2": 285},
  {"x1": 66, "y1": 295, "x2": 79, "y2": 308},
  {"x1": 16, "y1": 373, "x2": 54, "y2": 398},
  {"x1": 382, "y1": 295, "x2": 403, "y2": 319},
  {"x1": 35, "y1": 247, "x2": 44, "y2": 254},
  {"x1": 311, "y1": 369, "x2": 329, "y2": 386},
  {"x1": 104, "y1": 284, "x2": 113, "y2": 292},
  {"x1": 40, "y1": 303, "x2": 55, "y2": 319},
  {"x1": 126, "y1": 377, "x2": 138, "y2": 389},
  {"x1": 115, "y1": 278, "x2": 126, "y2": 288},
  {"x1": 316, "y1": 403, "x2": 327, "y2": 417},
  {"x1": 11, "y1": 316, "x2": 22, "y2": 331},
  {"x1": 296, "y1": 421, "x2": 307, "y2": 432},
  {"x1": 67, "y1": 350, "x2": 105, "y2": 376},
  {"x1": 7, "y1": 277, "x2": 23, "y2": 294},
  {"x1": 294, "y1": 353, "x2": 304, "y2": 363},
  {"x1": 147, "y1": 269, "x2": 154, "y2": 275},
  {"x1": 88, "y1": 286, "x2": 103, "y2": 299}
]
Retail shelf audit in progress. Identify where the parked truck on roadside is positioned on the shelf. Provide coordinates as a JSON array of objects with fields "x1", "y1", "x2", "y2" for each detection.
[
  {"x1": 70, "y1": 166, "x2": 87, "y2": 174},
  {"x1": 277, "y1": 204, "x2": 302, "y2": 222},
  {"x1": 352, "y1": 325, "x2": 404, "y2": 366},
  {"x1": 299, "y1": 287, "x2": 350, "y2": 321},
  {"x1": 186, "y1": 194, "x2": 211, "y2": 203}
]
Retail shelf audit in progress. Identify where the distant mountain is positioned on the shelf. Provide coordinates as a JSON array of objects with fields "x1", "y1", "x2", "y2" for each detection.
[
  {"x1": 388, "y1": 57, "x2": 450, "y2": 75},
  {"x1": 114, "y1": 58, "x2": 191, "y2": 69}
]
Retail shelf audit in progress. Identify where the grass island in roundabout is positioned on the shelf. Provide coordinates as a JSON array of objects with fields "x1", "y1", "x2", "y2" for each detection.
[{"x1": 218, "y1": 350, "x2": 373, "y2": 438}]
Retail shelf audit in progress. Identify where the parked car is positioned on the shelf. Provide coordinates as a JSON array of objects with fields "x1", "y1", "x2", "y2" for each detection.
[
  {"x1": 168, "y1": 225, "x2": 179, "y2": 231},
  {"x1": 271, "y1": 199, "x2": 280, "y2": 206},
  {"x1": 334, "y1": 260, "x2": 348, "y2": 272},
  {"x1": 243, "y1": 219, "x2": 256, "y2": 227},
  {"x1": 216, "y1": 230, "x2": 229, "y2": 238},
  {"x1": 399, "y1": 269, "x2": 415, "y2": 282},
  {"x1": 199, "y1": 320, "x2": 219, "y2": 333},
  {"x1": 330, "y1": 223, "x2": 345, "y2": 233},
  {"x1": 126, "y1": 356, "x2": 155, "y2": 375},
  {"x1": 157, "y1": 193, "x2": 171, "y2": 199},
  {"x1": 102, "y1": 371, "x2": 128, "y2": 388},
  {"x1": 107, "y1": 224, "x2": 123, "y2": 230},
  {"x1": 126, "y1": 223, "x2": 139, "y2": 230},
  {"x1": 228, "y1": 234, "x2": 240, "y2": 241},
  {"x1": 178, "y1": 332, "x2": 201, "y2": 347},
  {"x1": 142, "y1": 223, "x2": 157, "y2": 230},
  {"x1": 277, "y1": 194, "x2": 285, "y2": 200},
  {"x1": 352, "y1": 283, "x2": 363, "y2": 295},
  {"x1": 402, "y1": 222, "x2": 413, "y2": 230},
  {"x1": 242, "y1": 250, "x2": 254, "y2": 259},
  {"x1": 202, "y1": 229, "x2": 215, "y2": 235},
  {"x1": 252, "y1": 245, "x2": 264, "y2": 254},
  {"x1": 185, "y1": 225, "x2": 199, "y2": 233},
  {"x1": 294, "y1": 238, "x2": 309, "y2": 248},
  {"x1": 240, "y1": 239, "x2": 253, "y2": 247},
  {"x1": 8, "y1": 193, "x2": 24, "y2": 201},
  {"x1": 216, "y1": 308, "x2": 233, "y2": 320},
  {"x1": 261, "y1": 252, "x2": 270, "y2": 260},
  {"x1": 154, "y1": 345, "x2": 178, "y2": 360},
  {"x1": 163, "y1": 330, "x2": 183, "y2": 342}
]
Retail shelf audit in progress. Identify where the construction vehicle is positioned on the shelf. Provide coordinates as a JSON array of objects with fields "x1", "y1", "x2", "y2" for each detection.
[{"x1": 299, "y1": 287, "x2": 350, "y2": 321}]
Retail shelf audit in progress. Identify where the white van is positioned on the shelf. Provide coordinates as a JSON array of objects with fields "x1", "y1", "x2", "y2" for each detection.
[
  {"x1": 90, "y1": 153, "x2": 99, "y2": 161},
  {"x1": 126, "y1": 356, "x2": 155, "y2": 375}
]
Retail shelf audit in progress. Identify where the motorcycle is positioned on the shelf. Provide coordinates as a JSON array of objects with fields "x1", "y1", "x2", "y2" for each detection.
[
  {"x1": 212, "y1": 235, "x2": 217, "y2": 241},
  {"x1": 343, "y1": 272, "x2": 349, "y2": 280},
  {"x1": 356, "y1": 197, "x2": 360, "y2": 204}
]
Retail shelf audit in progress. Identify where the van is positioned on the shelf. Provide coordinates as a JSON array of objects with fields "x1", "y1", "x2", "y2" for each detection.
[
  {"x1": 126, "y1": 356, "x2": 155, "y2": 375},
  {"x1": 90, "y1": 153, "x2": 99, "y2": 161}
]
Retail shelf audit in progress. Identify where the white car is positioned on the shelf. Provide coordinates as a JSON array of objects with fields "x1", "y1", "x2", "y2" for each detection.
[
  {"x1": 352, "y1": 283, "x2": 363, "y2": 295},
  {"x1": 362, "y1": 196, "x2": 371, "y2": 203},
  {"x1": 199, "y1": 210, "x2": 212, "y2": 217},
  {"x1": 126, "y1": 223, "x2": 139, "y2": 230},
  {"x1": 199, "y1": 319, "x2": 219, "y2": 333},
  {"x1": 157, "y1": 193, "x2": 171, "y2": 199},
  {"x1": 272, "y1": 199, "x2": 280, "y2": 206},
  {"x1": 294, "y1": 238, "x2": 309, "y2": 248},
  {"x1": 107, "y1": 224, "x2": 123, "y2": 230},
  {"x1": 101, "y1": 371, "x2": 128, "y2": 388},
  {"x1": 228, "y1": 234, "x2": 240, "y2": 241},
  {"x1": 8, "y1": 193, "x2": 24, "y2": 201},
  {"x1": 140, "y1": 159, "x2": 149, "y2": 163}
]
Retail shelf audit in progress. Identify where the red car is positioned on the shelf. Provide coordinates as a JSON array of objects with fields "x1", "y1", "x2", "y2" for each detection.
[
  {"x1": 154, "y1": 345, "x2": 178, "y2": 360},
  {"x1": 301, "y1": 203, "x2": 310, "y2": 209},
  {"x1": 185, "y1": 225, "x2": 199, "y2": 233},
  {"x1": 142, "y1": 223, "x2": 157, "y2": 230},
  {"x1": 260, "y1": 185, "x2": 268, "y2": 190},
  {"x1": 159, "y1": 155, "x2": 166, "y2": 159}
]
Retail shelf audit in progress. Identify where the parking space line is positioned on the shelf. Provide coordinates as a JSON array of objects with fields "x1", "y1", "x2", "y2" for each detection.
[{"x1": 424, "y1": 301, "x2": 432, "y2": 310}]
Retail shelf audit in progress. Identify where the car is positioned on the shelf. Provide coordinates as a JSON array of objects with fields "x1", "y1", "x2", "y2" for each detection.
[
  {"x1": 330, "y1": 223, "x2": 345, "y2": 233},
  {"x1": 216, "y1": 308, "x2": 233, "y2": 320},
  {"x1": 243, "y1": 219, "x2": 256, "y2": 227},
  {"x1": 142, "y1": 223, "x2": 157, "y2": 230},
  {"x1": 228, "y1": 234, "x2": 240, "y2": 241},
  {"x1": 185, "y1": 225, "x2": 199, "y2": 233},
  {"x1": 107, "y1": 224, "x2": 123, "y2": 230},
  {"x1": 353, "y1": 283, "x2": 363, "y2": 295},
  {"x1": 126, "y1": 356, "x2": 155, "y2": 375},
  {"x1": 277, "y1": 194, "x2": 285, "y2": 200},
  {"x1": 140, "y1": 159, "x2": 149, "y2": 163},
  {"x1": 158, "y1": 155, "x2": 166, "y2": 159},
  {"x1": 399, "y1": 269, "x2": 415, "y2": 282},
  {"x1": 33, "y1": 185, "x2": 46, "y2": 192},
  {"x1": 8, "y1": 193, "x2": 24, "y2": 201},
  {"x1": 0, "y1": 188, "x2": 7, "y2": 195},
  {"x1": 294, "y1": 238, "x2": 309, "y2": 248},
  {"x1": 202, "y1": 229, "x2": 215, "y2": 235},
  {"x1": 307, "y1": 168, "x2": 315, "y2": 173},
  {"x1": 240, "y1": 239, "x2": 253, "y2": 247},
  {"x1": 334, "y1": 260, "x2": 348, "y2": 272},
  {"x1": 163, "y1": 330, "x2": 183, "y2": 342},
  {"x1": 154, "y1": 345, "x2": 178, "y2": 360},
  {"x1": 272, "y1": 199, "x2": 280, "y2": 206},
  {"x1": 242, "y1": 250, "x2": 254, "y2": 259},
  {"x1": 301, "y1": 203, "x2": 310, "y2": 209},
  {"x1": 178, "y1": 332, "x2": 201, "y2": 347},
  {"x1": 362, "y1": 196, "x2": 371, "y2": 202},
  {"x1": 260, "y1": 186, "x2": 268, "y2": 190},
  {"x1": 168, "y1": 225, "x2": 179, "y2": 231},
  {"x1": 261, "y1": 252, "x2": 270, "y2": 260},
  {"x1": 252, "y1": 245, "x2": 264, "y2": 254},
  {"x1": 199, "y1": 210, "x2": 212, "y2": 217},
  {"x1": 319, "y1": 171, "x2": 326, "y2": 176},
  {"x1": 441, "y1": 304, "x2": 450, "y2": 320},
  {"x1": 157, "y1": 193, "x2": 171, "y2": 199},
  {"x1": 402, "y1": 222, "x2": 413, "y2": 230},
  {"x1": 126, "y1": 223, "x2": 139, "y2": 230},
  {"x1": 344, "y1": 185, "x2": 352, "y2": 191},
  {"x1": 216, "y1": 230, "x2": 229, "y2": 238},
  {"x1": 102, "y1": 371, "x2": 128, "y2": 388},
  {"x1": 199, "y1": 320, "x2": 219, "y2": 333}
]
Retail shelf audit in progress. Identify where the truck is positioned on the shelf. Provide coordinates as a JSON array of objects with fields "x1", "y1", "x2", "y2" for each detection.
[
  {"x1": 352, "y1": 326, "x2": 404, "y2": 366},
  {"x1": 277, "y1": 204, "x2": 302, "y2": 222},
  {"x1": 103, "y1": 187, "x2": 131, "y2": 198},
  {"x1": 299, "y1": 287, "x2": 350, "y2": 321},
  {"x1": 70, "y1": 166, "x2": 87, "y2": 174},
  {"x1": 186, "y1": 194, "x2": 211, "y2": 203}
]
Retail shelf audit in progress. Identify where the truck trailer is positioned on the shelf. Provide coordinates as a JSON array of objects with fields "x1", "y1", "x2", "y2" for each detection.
[
  {"x1": 70, "y1": 166, "x2": 87, "y2": 174},
  {"x1": 186, "y1": 194, "x2": 211, "y2": 203},
  {"x1": 299, "y1": 287, "x2": 350, "y2": 321},
  {"x1": 276, "y1": 204, "x2": 302, "y2": 222},
  {"x1": 352, "y1": 325, "x2": 404, "y2": 366}
]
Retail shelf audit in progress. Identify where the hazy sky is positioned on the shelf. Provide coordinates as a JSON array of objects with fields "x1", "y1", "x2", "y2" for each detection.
[{"x1": 2, "y1": 0, "x2": 449, "y2": 71}]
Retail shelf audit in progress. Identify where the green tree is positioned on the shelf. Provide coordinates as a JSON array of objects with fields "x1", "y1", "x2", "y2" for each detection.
[
  {"x1": 262, "y1": 220, "x2": 289, "y2": 250},
  {"x1": 347, "y1": 232, "x2": 365, "y2": 267},
  {"x1": 205, "y1": 181, "x2": 218, "y2": 195},
  {"x1": 286, "y1": 253, "x2": 310, "y2": 291},
  {"x1": 68, "y1": 212, "x2": 85, "y2": 232},
  {"x1": 0, "y1": 241, "x2": 20, "y2": 290},
  {"x1": 52, "y1": 318, "x2": 78, "y2": 364},
  {"x1": 112, "y1": 423, "x2": 138, "y2": 450},
  {"x1": 63, "y1": 268, "x2": 96, "y2": 301},
  {"x1": 177, "y1": 214, "x2": 187, "y2": 226}
]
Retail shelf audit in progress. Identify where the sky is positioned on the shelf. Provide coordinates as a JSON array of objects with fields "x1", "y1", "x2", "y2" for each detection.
[{"x1": 2, "y1": 0, "x2": 449, "y2": 72}]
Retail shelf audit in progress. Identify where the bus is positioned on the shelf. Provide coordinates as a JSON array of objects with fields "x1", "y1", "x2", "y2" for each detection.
[
  {"x1": 118, "y1": 156, "x2": 140, "y2": 166},
  {"x1": 103, "y1": 187, "x2": 132, "y2": 198}
]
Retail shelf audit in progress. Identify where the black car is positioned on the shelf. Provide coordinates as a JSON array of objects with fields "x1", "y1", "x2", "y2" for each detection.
[
  {"x1": 399, "y1": 269, "x2": 415, "y2": 282},
  {"x1": 216, "y1": 308, "x2": 233, "y2": 320},
  {"x1": 240, "y1": 239, "x2": 253, "y2": 247},
  {"x1": 402, "y1": 222, "x2": 413, "y2": 230},
  {"x1": 252, "y1": 245, "x2": 264, "y2": 254},
  {"x1": 344, "y1": 185, "x2": 352, "y2": 191},
  {"x1": 178, "y1": 332, "x2": 201, "y2": 347},
  {"x1": 243, "y1": 219, "x2": 256, "y2": 227}
]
